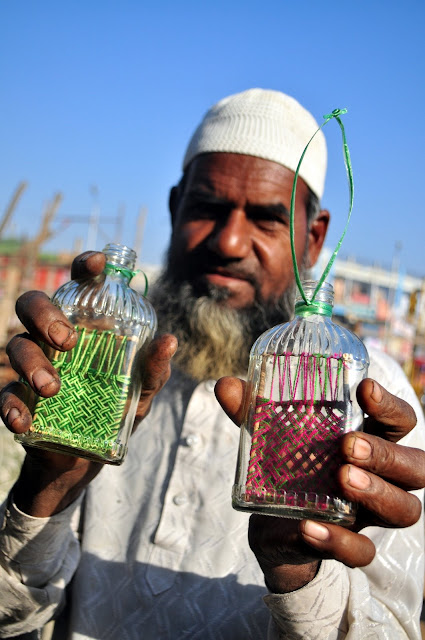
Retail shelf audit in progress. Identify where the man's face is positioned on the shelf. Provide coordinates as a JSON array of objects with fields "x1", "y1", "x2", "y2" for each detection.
[{"x1": 168, "y1": 152, "x2": 328, "y2": 309}]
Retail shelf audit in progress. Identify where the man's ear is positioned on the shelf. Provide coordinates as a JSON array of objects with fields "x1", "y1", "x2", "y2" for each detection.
[
  {"x1": 168, "y1": 186, "x2": 180, "y2": 228},
  {"x1": 306, "y1": 209, "x2": 330, "y2": 268}
]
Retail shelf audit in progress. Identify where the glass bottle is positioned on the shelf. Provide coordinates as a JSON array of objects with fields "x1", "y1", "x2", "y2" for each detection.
[
  {"x1": 232, "y1": 280, "x2": 369, "y2": 525},
  {"x1": 16, "y1": 243, "x2": 157, "y2": 465}
]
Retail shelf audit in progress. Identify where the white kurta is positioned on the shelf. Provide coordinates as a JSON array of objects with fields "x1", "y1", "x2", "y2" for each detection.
[{"x1": 0, "y1": 347, "x2": 424, "y2": 640}]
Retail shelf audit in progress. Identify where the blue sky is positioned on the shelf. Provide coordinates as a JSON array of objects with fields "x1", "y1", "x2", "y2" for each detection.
[{"x1": 1, "y1": 1, "x2": 424, "y2": 276}]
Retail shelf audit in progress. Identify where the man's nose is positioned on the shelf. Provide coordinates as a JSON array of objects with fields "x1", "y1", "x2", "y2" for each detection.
[{"x1": 207, "y1": 209, "x2": 251, "y2": 259}]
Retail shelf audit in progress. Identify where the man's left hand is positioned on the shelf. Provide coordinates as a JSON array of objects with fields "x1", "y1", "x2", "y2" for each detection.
[{"x1": 215, "y1": 377, "x2": 425, "y2": 593}]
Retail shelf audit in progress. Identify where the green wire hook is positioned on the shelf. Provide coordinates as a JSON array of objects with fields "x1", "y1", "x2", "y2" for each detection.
[{"x1": 289, "y1": 107, "x2": 354, "y2": 305}]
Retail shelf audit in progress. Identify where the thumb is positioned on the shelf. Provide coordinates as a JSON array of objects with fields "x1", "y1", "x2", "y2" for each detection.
[{"x1": 214, "y1": 376, "x2": 246, "y2": 426}]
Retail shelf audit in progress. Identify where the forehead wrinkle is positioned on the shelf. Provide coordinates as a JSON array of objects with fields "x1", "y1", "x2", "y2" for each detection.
[
  {"x1": 184, "y1": 185, "x2": 233, "y2": 204},
  {"x1": 183, "y1": 153, "x2": 309, "y2": 215}
]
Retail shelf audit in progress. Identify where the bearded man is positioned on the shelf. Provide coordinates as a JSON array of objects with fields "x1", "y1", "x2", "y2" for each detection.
[{"x1": 1, "y1": 89, "x2": 425, "y2": 640}]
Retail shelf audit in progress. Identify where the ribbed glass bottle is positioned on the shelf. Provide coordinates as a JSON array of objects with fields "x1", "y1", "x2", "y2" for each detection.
[
  {"x1": 232, "y1": 280, "x2": 369, "y2": 525},
  {"x1": 16, "y1": 243, "x2": 157, "y2": 465}
]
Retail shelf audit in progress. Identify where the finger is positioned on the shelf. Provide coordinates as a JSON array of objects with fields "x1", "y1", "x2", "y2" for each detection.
[
  {"x1": 300, "y1": 520, "x2": 376, "y2": 568},
  {"x1": 214, "y1": 376, "x2": 246, "y2": 426},
  {"x1": 0, "y1": 381, "x2": 33, "y2": 433},
  {"x1": 15, "y1": 291, "x2": 78, "y2": 351},
  {"x1": 140, "y1": 334, "x2": 178, "y2": 392},
  {"x1": 249, "y1": 514, "x2": 320, "y2": 567},
  {"x1": 70, "y1": 251, "x2": 106, "y2": 280},
  {"x1": 357, "y1": 378, "x2": 417, "y2": 442},
  {"x1": 7, "y1": 334, "x2": 61, "y2": 397},
  {"x1": 341, "y1": 431, "x2": 425, "y2": 491},
  {"x1": 338, "y1": 464, "x2": 422, "y2": 528},
  {"x1": 135, "y1": 334, "x2": 178, "y2": 419}
]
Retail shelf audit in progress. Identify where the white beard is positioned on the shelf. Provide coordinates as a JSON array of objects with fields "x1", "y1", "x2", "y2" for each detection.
[{"x1": 149, "y1": 274, "x2": 301, "y2": 382}]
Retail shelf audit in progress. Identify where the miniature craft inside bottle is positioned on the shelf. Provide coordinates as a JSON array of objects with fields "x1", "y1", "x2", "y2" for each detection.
[
  {"x1": 232, "y1": 281, "x2": 369, "y2": 525},
  {"x1": 16, "y1": 243, "x2": 157, "y2": 465}
]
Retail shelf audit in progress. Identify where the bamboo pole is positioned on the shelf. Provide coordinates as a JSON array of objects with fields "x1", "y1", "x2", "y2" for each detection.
[{"x1": 0, "y1": 181, "x2": 28, "y2": 239}]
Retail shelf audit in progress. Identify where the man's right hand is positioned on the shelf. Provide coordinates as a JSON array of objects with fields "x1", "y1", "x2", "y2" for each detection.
[
  {"x1": 0, "y1": 251, "x2": 177, "y2": 518},
  {"x1": 215, "y1": 375, "x2": 425, "y2": 593}
]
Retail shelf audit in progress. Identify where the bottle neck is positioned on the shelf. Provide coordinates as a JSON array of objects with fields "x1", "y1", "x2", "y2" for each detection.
[
  {"x1": 102, "y1": 243, "x2": 137, "y2": 283},
  {"x1": 295, "y1": 300, "x2": 333, "y2": 318},
  {"x1": 104, "y1": 263, "x2": 136, "y2": 283},
  {"x1": 294, "y1": 280, "x2": 334, "y2": 318}
]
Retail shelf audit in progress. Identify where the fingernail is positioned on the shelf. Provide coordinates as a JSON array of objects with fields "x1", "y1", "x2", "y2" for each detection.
[
  {"x1": 32, "y1": 369, "x2": 59, "y2": 392},
  {"x1": 7, "y1": 407, "x2": 20, "y2": 425},
  {"x1": 348, "y1": 465, "x2": 371, "y2": 489},
  {"x1": 351, "y1": 436, "x2": 371, "y2": 460},
  {"x1": 6, "y1": 407, "x2": 30, "y2": 430},
  {"x1": 80, "y1": 251, "x2": 98, "y2": 262},
  {"x1": 48, "y1": 322, "x2": 76, "y2": 347},
  {"x1": 371, "y1": 381, "x2": 383, "y2": 404},
  {"x1": 303, "y1": 520, "x2": 330, "y2": 541}
]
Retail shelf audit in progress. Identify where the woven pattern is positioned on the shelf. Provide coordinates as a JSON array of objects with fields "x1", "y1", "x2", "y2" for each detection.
[
  {"x1": 31, "y1": 328, "x2": 132, "y2": 457},
  {"x1": 245, "y1": 398, "x2": 346, "y2": 500},
  {"x1": 245, "y1": 353, "x2": 351, "y2": 506}
]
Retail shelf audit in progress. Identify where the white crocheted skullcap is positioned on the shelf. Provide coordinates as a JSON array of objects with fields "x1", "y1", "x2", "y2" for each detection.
[{"x1": 183, "y1": 88, "x2": 327, "y2": 200}]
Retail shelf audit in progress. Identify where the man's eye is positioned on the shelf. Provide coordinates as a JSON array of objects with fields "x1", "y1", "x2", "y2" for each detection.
[
  {"x1": 184, "y1": 202, "x2": 226, "y2": 220},
  {"x1": 256, "y1": 216, "x2": 287, "y2": 230}
]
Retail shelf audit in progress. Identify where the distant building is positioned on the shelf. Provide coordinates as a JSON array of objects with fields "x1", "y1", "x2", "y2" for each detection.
[{"x1": 313, "y1": 249, "x2": 425, "y2": 399}]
